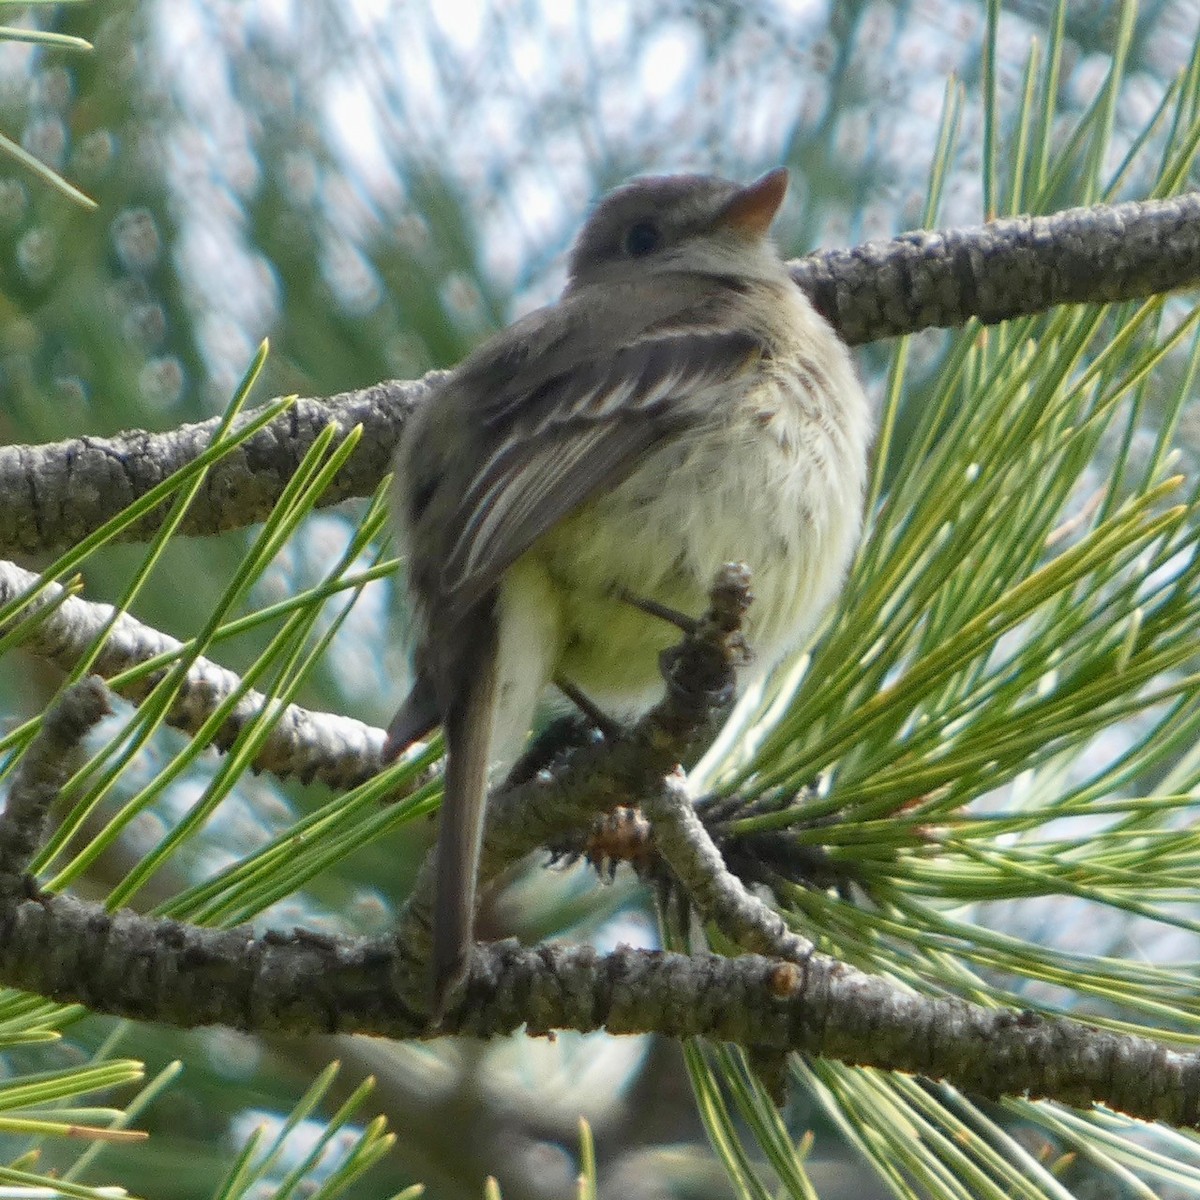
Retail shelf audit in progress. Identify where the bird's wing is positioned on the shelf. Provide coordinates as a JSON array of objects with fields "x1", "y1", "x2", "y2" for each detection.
[
  {"x1": 437, "y1": 325, "x2": 763, "y2": 618},
  {"x1": 382, "y1": 669, "x2": 440, "y2": 758}
]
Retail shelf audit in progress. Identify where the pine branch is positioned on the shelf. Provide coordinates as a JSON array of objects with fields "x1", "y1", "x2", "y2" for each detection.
[
  {"x1": 2, "y1": 882, "x2": 1198, "y2": 1130},
  {"x1": 1, "y1": 194, "x2": 1197, "y2": 559},
  {"x1": 0, "y1": 560, "x2": 385, "y2": 789},
  {"x1": 793, "y1": 193, "x2": 1200, "y2": 342},
  {"x1": 4, "y1": 576, "x2": 1200, "y2": 1132}
]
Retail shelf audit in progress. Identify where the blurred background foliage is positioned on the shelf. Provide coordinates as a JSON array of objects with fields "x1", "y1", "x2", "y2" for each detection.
[{"x1": 1, "y1": 1, "x2": 1199, "y2": 1197}]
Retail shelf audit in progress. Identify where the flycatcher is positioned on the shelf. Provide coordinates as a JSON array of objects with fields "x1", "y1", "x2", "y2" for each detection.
[{"x1": 385, "y1": 168, "x2": 872, "y2": 1012}]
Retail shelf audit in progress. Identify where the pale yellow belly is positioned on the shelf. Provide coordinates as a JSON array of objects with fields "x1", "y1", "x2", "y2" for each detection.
[{"x1": 515, "y1": 407, "x2": 862, "y2": 720}]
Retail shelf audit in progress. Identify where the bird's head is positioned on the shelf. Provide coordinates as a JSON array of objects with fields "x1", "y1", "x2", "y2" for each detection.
[{"x1": 565, "y1": 167, "x2": 790, "y2": 293}]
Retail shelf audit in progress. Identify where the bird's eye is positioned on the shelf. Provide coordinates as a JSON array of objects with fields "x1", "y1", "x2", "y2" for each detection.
[{"x1": 623, "y1": 221, "x2": 662, "y2": 257}]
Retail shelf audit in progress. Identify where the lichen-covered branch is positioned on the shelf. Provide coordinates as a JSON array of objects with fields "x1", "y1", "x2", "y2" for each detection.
[
  {"x1": 793, "y1": 192, "x2": 1200, "y2": 342},
  {"x1": 3, "y1": 569, "x2": 1200, "y2": 1128},
  {"x1": 0, "y1": 891, "x2": 1197, "y2": 1129},
  {"x1": 0, "y1": 560, "x2": 385, "y2": 789},
  {"x1": 644, "y1": 769, "x2": 815, "y2": 962},
  {"x1": 0, "y1": 678, "x2": 111, "y2": 887}
]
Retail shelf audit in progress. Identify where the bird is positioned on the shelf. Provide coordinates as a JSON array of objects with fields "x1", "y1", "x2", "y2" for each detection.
[{"x1": 383, "y1": 167, "x2": 872, "y2": 1014}]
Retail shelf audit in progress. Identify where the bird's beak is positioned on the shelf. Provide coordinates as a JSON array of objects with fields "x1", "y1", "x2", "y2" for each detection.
[{"x1": 716, "y1": 167, "x2": 789, "y2": 237}]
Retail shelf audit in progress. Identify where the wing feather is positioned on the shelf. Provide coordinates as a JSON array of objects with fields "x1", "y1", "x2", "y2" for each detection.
[{"x1": 437, "y1": 328, "x2": 762, "y2": 615}]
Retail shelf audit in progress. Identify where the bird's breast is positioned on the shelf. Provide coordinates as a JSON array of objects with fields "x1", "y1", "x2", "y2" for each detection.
[{"x1": 522, "y1": 358, "x2": 868, "y2": 716}]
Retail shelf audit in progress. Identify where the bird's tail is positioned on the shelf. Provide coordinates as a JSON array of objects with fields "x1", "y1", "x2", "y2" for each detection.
[{"x1": 431, "y1": 613, "x2": 499, "y2": 1017}]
